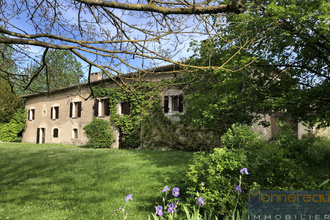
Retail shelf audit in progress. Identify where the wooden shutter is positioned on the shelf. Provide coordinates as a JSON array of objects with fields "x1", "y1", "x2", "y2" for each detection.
[
  {"x1": 164, "y1": 96, "x2": 169, "y2": 113},
  {"x1": 36, "y1": 128, "x2": 40, "y2": 144},
  {"x1": 55, "y1": 107, "x2": 59, "y2": 119},
  {"x1": 51, "y1": 107, "x2": 53, "y2": 119},
  {"x1": 179, "y1": 94, "x2": 183, "y2": 113},
  {"x1": 104, "y1": 99, "x2": 110, "y2": 116},
  {"x1": 42, "y1": 128, "x2": 45, "y2": 143},
  {"x1": 32, "y1": 109, "x2": 35, "y2": 120},
  {"x1": 69, "y1": 103, "x2": 73, "y2": 118},
  {"x1": 77, "y1": 102, "x2": 82, "y2": 118},
  {"x1": 94, "y1": 99, "x2": 99, "y2": 117}
]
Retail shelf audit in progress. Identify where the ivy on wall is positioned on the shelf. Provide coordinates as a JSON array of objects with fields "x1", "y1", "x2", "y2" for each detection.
[{"x1": 91, "y1": 79, "x2": 223, "y2": 150}]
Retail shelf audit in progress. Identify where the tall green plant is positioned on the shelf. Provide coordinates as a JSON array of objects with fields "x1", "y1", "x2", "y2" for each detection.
[
  {"x1": 83, "y1": 118, "x2": 116, "y2": 148},
  {"x1": 0, "y1": 109, "x2": 25, "y2": 142},
  {"x1": 185, "y1": 147, "x2": 247, "y2": 217}
]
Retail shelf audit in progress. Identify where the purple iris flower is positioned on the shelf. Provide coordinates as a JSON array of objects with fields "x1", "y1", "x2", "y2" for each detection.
[
  {"x1": 235, "y1": 185, "x2": 242, "y2": 193},
  {"x1": 155, "y1": 206, "x2": 163, "y2": 216},
  {"x1": 196, "y1": 197, "x2": 205, "y2": 206},
  {"x1": 240, "y1": 168, "x2": 249, "y2": 175},
  {"x1": 168, "y1": 203, "x2": 177, "y2": 213},
  {"x1": 172, "y1": 187, "x2": 180, "y2": 197},
  {"x1": 124, "y1": 194, "x2": 133, "y2": 202},
  {"x1": 162, "y1": 185, "x2": 170, "y2": 193}
]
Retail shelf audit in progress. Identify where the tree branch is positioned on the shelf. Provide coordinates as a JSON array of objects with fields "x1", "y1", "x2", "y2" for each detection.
[{"x1": 75, "y1": 0, "x2": 242, "y2": 14}]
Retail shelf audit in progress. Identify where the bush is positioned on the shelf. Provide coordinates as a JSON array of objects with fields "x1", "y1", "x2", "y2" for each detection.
[
  {"x1": 83, "y1": 119, "x2": 116, "y2": 148},
  {"x1": 184, "y1": 124, "x2": 326, "y2": 217},
  {"x1": 0, "y1": 109, "x2": 25, "y2": 142},
  {"x1": 273, "y1": 124, "x2": 326, "y2": 166},
  {"x1": 185, "y1": 147, "x2": 247, "y2": 217},
  {"x1": 220, "y1": 124, "x2": 266, "y2": 150},
  {"x1": 221, "y1": 124, "x2": 308, "y2": 189}
]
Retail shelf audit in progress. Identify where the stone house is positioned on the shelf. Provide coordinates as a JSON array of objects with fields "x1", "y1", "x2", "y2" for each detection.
[
  {"x1": 22, "y1": 65, "x2": 184, "y2": 148},
  {"x1": 21, "y1": 65, "x2": 328, "y2": 148}
]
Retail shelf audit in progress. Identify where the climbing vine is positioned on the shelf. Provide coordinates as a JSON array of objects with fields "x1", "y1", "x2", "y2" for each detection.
[
  {"x1": 91, "y1": 78, "x2": 222, "y2": 150},
  {"x1": 93, "y1": 80, "x2": 170, "y2": 148}
]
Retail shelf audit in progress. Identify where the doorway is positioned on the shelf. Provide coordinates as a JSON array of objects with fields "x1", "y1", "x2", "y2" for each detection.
[{"x1": 36, "y1": 128, "x2": 46, "y2": 144}]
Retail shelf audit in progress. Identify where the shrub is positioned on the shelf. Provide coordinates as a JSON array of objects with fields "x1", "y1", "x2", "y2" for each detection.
[
  {"x1": 0, "y1": 109, "x2": 25, "y2": 142},
  {"x1": 83, "y1": 119, "x2": 116, "y2": 148},
  {"x1": 273, "y1": 124, "x2": 326, "y2": 166},
  {"x1": 185, "y1": 147, "x2": 248, "y2": 217},
  {"x1": 220, "y1": 124, "x2": 266, "y2": 151},
  {"x1": 185, "y1": 123, "x2": 323, "y2": 217}
]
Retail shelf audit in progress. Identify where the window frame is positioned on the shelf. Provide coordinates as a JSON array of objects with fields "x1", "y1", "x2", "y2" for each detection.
[
  {"x1": 72, "y1": 128, "x2": 78, "y2": 139},
  {"x1": 121, "y1": 102, "x2": 131, "y2": 115},
  {"x1": 28, "y1": 108, "x2": 35, "y2": 121},
  {"x1": 53, "y1": 128, "x2": 59, "y2": 138},
  {"x1": 164, "y1": 94, "x2": 183, "y2": 114},
  {"x1": 69, "y1": 101, "x2": 82, "y2": 118},
  {"x1": 51, "y1": 106, "x2": 59, "y2": 120},
  {"x1": 94, "y1": 98, "x2": 110, "y2": 117}
]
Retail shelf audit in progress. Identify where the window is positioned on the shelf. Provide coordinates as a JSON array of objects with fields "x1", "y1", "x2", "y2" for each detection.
[
  {"x1": 164, "y1": 94, "x2": 183, "y2": 113},
  {"x1": 51, "y1": 106, "x2": 59, "y2": 120},
  {"x1": 69, "y1": 102, "x2": 81, "y2": 118},
  {"x1": 28, "y1": 109, "x2": 35, "y2": 121},
  {"x1": 94, "y1": 98, "x2": 110, "y2": 117},
  {"x1": 53, "y1": 128, "x2": 59, "y2": 138},
  {"x1": 121, "y1": 102, "x2": 131, "y2": 115},
  {"x1": 73, "y1": 128, "x2": 78, "y2": 139}
]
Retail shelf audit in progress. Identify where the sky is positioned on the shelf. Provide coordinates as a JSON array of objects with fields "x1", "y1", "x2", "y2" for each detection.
[{"x1": 1, "y1": 1, "x2": 212, "y2": 79}]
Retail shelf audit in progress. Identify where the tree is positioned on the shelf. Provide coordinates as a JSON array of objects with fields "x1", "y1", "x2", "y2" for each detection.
[
  {"x1": 0, "y1": 41, "x2": 23, "y2": 124},
  {"x1": 0, "y1": 79, "x2": 23, "y2": 124},
  {"x1": 182, "y1": 0, "x2": 330, "y2": 129},
  {"x1": 17, "y1": 49, "x2": 85, "y2": 95},
  {"x1": 0, "y1": 0, "x2": 243, "y2": 92},
  {"x1": 0, "y1": 42, "x2": 25, "y2": 141}
]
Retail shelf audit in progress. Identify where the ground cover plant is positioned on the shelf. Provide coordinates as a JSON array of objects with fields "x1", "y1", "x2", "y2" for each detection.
[{"x1": 0, "y1": 142, "x2": 193, "y2": 219}]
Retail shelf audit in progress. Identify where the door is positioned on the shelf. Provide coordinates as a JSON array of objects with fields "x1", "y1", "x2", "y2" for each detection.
[{"x1": 36, "y1": 128, "x2": 46, "y2": 144}]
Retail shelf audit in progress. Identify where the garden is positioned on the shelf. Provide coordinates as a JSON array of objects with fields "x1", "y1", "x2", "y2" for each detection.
[{"x1": 1, "y1": 124, "x2": 330, "y2": 219}]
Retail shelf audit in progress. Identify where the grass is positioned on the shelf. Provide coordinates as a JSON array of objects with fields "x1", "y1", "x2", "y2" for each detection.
[{"x1": 0, "y1": 143, "x2": 194, "y2": 220}]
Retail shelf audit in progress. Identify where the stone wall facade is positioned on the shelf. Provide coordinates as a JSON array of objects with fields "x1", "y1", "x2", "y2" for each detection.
[{"x1": 22, "y1": 69, "x2": 330, "y2": 148}]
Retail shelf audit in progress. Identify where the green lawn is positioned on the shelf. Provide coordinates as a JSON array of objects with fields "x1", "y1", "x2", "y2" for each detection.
[{"x1": 0, "y1": 143, "x2": 194, "y2": 220}]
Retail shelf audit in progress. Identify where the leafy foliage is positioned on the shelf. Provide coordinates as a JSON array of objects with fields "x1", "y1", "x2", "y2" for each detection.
[
  {"x1": 93, "y1": 83, "x2": 162, "y2": 148},
  {"x1": 19, "y1": 49, "x2": 85, "y2": 95},
  {"x1": 186, "y1": 146, "x2": 247, "y2": 217},
  {"x1": 184, "y1": 0, "x2": 330, "y2": 130},
  {"x1": 83, "y1": 118, "x2": 116, "y2": 148},
  {"x1": 0, "y1": 79, "x2": 23, "y2": 124},
  {"x1": 0, "y1": 109, "x2": 25, "y2": 142},
  {"x1": 185, "y1": 124, "x2": 330, "y2": 217}
]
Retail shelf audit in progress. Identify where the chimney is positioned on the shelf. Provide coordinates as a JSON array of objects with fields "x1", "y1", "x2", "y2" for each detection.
[{"x1": 90, "y1": 72, "x2": 102, "y2": 82}]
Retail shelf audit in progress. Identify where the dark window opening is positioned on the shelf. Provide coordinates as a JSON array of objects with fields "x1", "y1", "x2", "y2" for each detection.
[
  {"x1": 164, "y1": 96, "x2": 169, "y2": 113},
  {"x1": 73, "y1": 128, "x2": 78, "y2": 139},
  {"x1": 172, "y1": 96, "x2": 179, "y2": 111},
  {"x1": 53, "y1": 128, "x2": 59, "y2": 138},
  {"x1": 121, "y1": 102, "x2": 131, "y2": 115}
]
